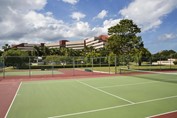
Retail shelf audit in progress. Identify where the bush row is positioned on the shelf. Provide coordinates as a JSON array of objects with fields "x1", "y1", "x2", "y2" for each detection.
[{"x1": 173, "y1": 61, "x2": 177, "y2": 65}]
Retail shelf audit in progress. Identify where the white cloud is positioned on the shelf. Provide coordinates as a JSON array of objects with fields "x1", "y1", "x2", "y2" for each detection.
[
  {"x1": 0, "y1": 0, "x2": 121, "y2": 49},
  {"x1": 120, "y1": 0, "x2": 177, "y2": 32},
  {"x1": 1, "y1": 0, "x2": 47, "y2": 12},
  {"x1": 159, "y1": 33, "x2": 177, "y2": 41},
  {"x1": 103, "y1": 19, "x2": 120, "y2": 29},
  {"x1": 92, "y1": 19, "x2": 121, "y2": 36},
  {"x1": 94, "y1": 10, "x2": 108, "y2": 19},
  {"x1": 62, "y1": 0, "x2": 79, "y2": 5},
  {"x1": 70, "y1": 12, "x2": 86, "y2": 21},
  {"x1": 0, "y1": 0, "x2": 94, "y2": 48}
]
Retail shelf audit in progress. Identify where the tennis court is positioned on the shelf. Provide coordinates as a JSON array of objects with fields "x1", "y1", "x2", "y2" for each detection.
[
  {"x1": 0, "y1": 69, "x2": 62, "y2": 77},
  {"x1": 5, "y1": 70, "x2": 177, "y2": 118}
]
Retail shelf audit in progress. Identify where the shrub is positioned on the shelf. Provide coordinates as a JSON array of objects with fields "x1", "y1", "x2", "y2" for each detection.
[{"x1": 173, "y1": 61, "x2": 177, "y2": 65}]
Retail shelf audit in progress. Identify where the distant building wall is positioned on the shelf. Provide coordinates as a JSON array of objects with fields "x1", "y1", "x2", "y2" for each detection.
[
  {"x1": 65, "y1": 40, "x2": 84, "y2": 50},
  {"x1": 45, "y1": 35, "x2": 108, "y2": 50},
  {"x1": 85, "y1": 35, "x2": 108, "y2": 49},
  {"x1": 11, "y1": 43, "x2": 44, "y2": 51},
  {"x1": 152, "y1": 58, "x2": 177, "y2": 65}
]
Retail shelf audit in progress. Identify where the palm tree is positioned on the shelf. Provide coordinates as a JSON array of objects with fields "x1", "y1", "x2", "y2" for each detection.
[{"x1": 2, "y1": 44, "x2": 10, "y2": 51}]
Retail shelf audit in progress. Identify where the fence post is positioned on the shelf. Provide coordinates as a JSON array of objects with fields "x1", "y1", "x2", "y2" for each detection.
[
  {"x1": 150, "y1": 56, "x2": 152, "y2": 71},
  {"x1": 100, "y1": 57, "x2": 101, "y2": 67},
  {"x1": 108, "y1": 56, "x2": 110, "y2": 74},
  {"x1": 170, "y1": 55, "x2": 172, "y2": 70},
  {"x1": 73, "y1": 57, "x2": 75, "y2": 76},
  {"x1": 92, "y1": 58, "x2": 94, "y2": 75},
  {"x1": 3, "y1": 56, "x2": 5, "y2": 78},
  {"x1": 115, "y1": 55, "x2": 117, "y2": 74},
  {"x1": 160, "y1": 56, "x2": 162, "y2": 70},
  {"x1": 29, "y1": 56, "x2": 31, "y2": 77},
  {"x1": 52, "y1": 56, "x2": 54, "y2": 77}
]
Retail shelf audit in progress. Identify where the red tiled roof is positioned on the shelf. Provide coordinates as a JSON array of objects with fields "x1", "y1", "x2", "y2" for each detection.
[{"x1": 98, "y1": 35, "x2": 109, "y2": 41}]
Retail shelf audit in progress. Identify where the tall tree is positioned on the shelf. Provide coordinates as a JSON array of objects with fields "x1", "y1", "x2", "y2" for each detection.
[
  {"x1": 134, "y1": 46, "x2": 151, "y2": 66},
  {"x1": 3, "y1": 49, "x2": 29, "y2": 68},
  {"x1": 0, "y1": 50, "x2": 3, "y2": 56},
  {"x1": 107, "y1": 19, "x2": 143, "y2": 56},
  {"x1": 33, "y1": 46, "x2": 50, "y2": 56},
  {"x1": 152, "y1": 50, "x2": 176, "y2": 61},
  {"x1": 2, "y1": 44, "x2": 10, "y2": 51}
]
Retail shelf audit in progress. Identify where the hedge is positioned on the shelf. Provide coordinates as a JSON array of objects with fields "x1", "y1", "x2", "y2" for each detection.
[{"x1": 173, "y1": 61, "x2": 177, "y2": 65}]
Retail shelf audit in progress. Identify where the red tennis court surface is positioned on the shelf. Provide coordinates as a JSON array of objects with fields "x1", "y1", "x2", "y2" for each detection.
[
  {"x1": 150, "y1": 111, "x2": 177, "y2": 118},
  {"x1": 0, "y1": 69, "x2": 115, "y2": 80},
  {"x1": 0, "y1": 81, "x2": 20, "y2": 118}
]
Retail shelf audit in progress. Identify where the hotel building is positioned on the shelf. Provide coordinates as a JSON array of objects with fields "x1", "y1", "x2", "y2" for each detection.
[
  {"x1": 46, "y1": 35, "x2": 108, "y2": 50},
  {"x1": 11, "y1": 35, "x2": 108, "y2": 51}
]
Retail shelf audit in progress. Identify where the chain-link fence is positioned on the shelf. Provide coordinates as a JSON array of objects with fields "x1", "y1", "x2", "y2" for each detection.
[
  {"x1": 0, "y1": 57, "x2": 4, "y2": 80},
  {"x1": 0, "y1": 55, "x2": 177, "y2": 79}
]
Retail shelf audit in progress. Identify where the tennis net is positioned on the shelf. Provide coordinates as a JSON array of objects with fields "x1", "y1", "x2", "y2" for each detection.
[{"x1": 120, "y1": 68, "x2": 177, "y2": 83}]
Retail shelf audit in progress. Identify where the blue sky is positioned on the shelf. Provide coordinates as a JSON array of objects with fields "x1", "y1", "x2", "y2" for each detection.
[{"x1": 0, "y1": 0, "x2": 177, "y2": 53}]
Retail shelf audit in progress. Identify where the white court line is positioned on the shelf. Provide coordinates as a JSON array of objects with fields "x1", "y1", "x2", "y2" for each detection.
[
  {"x1": 98, "y1": 81, "x2": 158, "y2": 89},
  {"x1": 76, "y1": 80, "x2": 135, "y2": 104},
  {"x1": 4, "y1": 82, "x2": 22, "y2": 118},
  {"x1": 146, "y1": 109, "x2": 177, "y2": 118},
  {"x1": 48, "y1": 95, "x2": 177, "y2": 118}
]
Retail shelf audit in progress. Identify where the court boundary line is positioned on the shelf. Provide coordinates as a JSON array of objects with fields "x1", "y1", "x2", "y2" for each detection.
[
  {"x1": 146, "y1": 110, "x2": 177, "y2": 118},
  {"x1": 4, "y1": 82, "x2": 22, "y2": 118},
  {"x1": 97, "y1": 81, "x2": 158, "y2": 89},
  {"x1": 48, "y1": 95, "x2": 177, "y2": 118},
  {"x1": 120, "y1": 68, "x2": 177, "y2": 75},
  {"x1": 76, "y1": 80, "x2": 135, "y2": 104}
]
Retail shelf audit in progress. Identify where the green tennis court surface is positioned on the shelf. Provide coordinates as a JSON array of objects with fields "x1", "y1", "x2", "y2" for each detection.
[{"x1": 6, "y1": 74, "x2": 177, "y2": 118}]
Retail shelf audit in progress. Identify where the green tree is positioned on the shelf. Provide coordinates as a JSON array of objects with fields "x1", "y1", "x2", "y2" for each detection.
[
  {"x1": 134, "y1": 47, "x2": 151, "y2": 66},
  {"x1": 152, "y1": 50, "x2": 176, "y2": 62},
  {"x1": 99, "y1": 47, "x2": 109, "y2": 57},
  {"x1": 0, "y1": 50, "x2": 3, "y2": 56},
  {"x1": 2, "y1": 44, "x2": 10, "y2": 51},
  {"x1": 33, "y1": 46, "x2": 50, "y2": 56},
  {"x1": 50, "y1": 48, "x2": 61, "y2": 55},
  {"x1": 107, "y1": 19, "x2": 142, "y2": 56},
  {"x1": 81, "y1": 46, "x2": 95, "y2": 57},
  {"x1": 3, "y1": 49, "x2": 29, "y2": 68},
  {"x1": 172, "y1": 52, "x2": 177, "y2": 58},
  {"x1": 107, "y1": 52, "x2": 116, "y2": 65}
]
